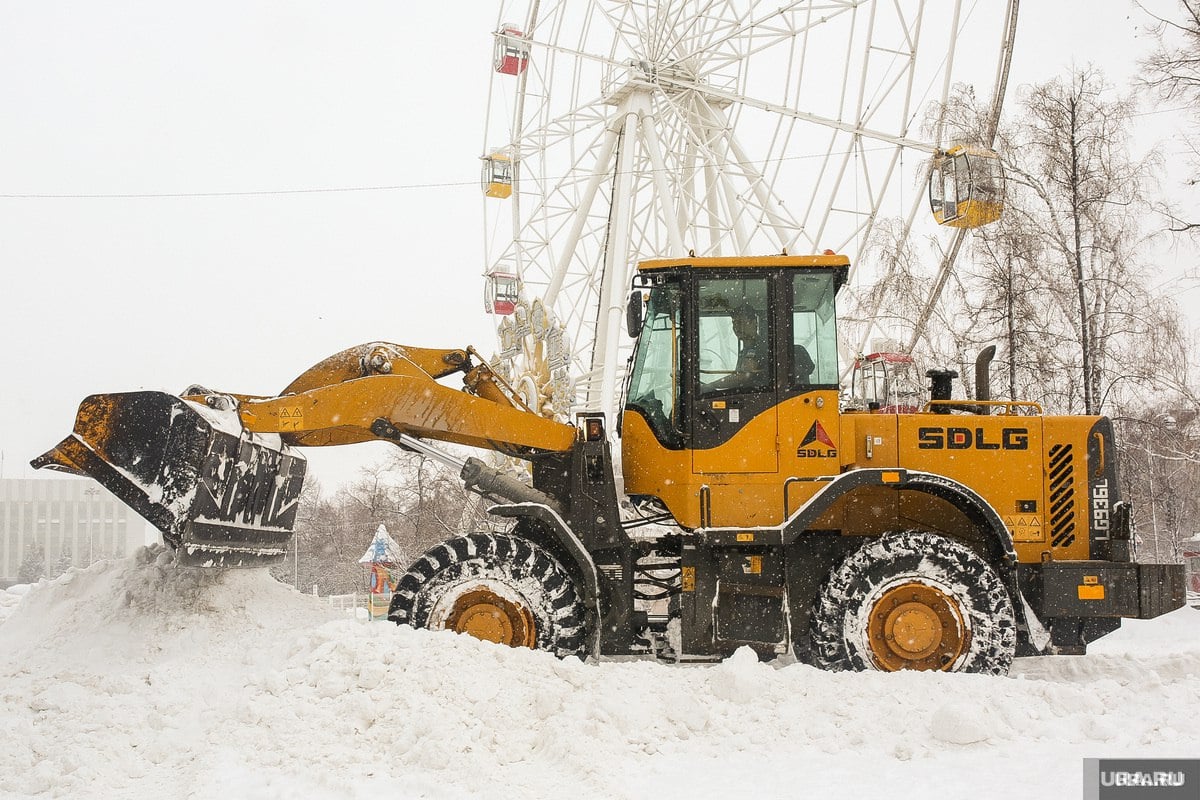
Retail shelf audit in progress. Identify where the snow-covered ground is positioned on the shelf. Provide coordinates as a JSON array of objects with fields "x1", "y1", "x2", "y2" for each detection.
[{"x1": 1, "y1": 548, "x2": 1196, "y2": 800}]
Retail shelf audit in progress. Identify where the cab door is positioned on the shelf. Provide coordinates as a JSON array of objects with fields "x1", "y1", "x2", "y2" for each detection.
[{"x1": 690, "y1": 275, "x2": 778, "y2": 475}]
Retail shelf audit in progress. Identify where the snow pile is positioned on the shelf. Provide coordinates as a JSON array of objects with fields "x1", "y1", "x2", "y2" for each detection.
[
  {"x1": 2, "y1": 548, "x2": 1198, "y2": 799},
  {"x1": 0, "y1": 582, "x2": 27, "y2": 621}
]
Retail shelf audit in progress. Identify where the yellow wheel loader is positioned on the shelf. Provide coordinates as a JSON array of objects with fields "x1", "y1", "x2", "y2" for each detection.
[{"x1": 35, "y1": 255, "x2": 1185, "y2": 673}]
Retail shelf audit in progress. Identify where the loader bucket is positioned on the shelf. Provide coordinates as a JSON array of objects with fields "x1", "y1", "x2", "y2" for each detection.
[{"x1": 33, "y1": 392, "x2": 306, "y2": 567}]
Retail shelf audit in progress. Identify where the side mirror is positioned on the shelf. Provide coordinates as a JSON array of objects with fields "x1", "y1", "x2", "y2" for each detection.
[{"x1": 625, "y1": 291, "x2": 645, "y2": 337}]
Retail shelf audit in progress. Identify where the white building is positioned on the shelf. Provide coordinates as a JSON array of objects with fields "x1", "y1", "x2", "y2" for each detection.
[{"x1": 0, "y1": 478, "x2": 144, "y2": 587}]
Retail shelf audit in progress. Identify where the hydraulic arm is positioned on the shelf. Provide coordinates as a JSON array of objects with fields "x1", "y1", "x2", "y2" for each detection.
[{"x1": 33, "y1": 341, "x2": 575, "y2": 566}]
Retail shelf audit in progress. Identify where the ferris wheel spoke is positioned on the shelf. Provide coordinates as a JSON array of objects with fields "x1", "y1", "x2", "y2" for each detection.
[
  {"x1": 664, "y1": 2, "x2": 767, "y2": 66},
  {"x1": 709, "y1": 112, "x2": 806, "y2": 250},
  {"x1": 851, "y1": 145, "x2": 909, "y2": 259},
  {"x1": 544, "y1": 124, "x2": 622, "y2": 304},
  {"x1": 722, "y1": 81, "x2": 937, "y2": 153},
  {"x1": 665, "y1": 2, "x2": 754, "y2": 66},
  {"x1": 666, "y1": 2, "x2": 857, "y2": 74},
  {"x1": 636, "y1": 103, "x2": 690, "y2": 256},
  {"x1": 664, "y1": 93, "x2": 776, "y2": 252},
  {"x1": 807, "y1": 133, "x2": 869, "y2": 252},
  {"x1": 674, "y1": 90, "x2": 805, "y2": 249}
]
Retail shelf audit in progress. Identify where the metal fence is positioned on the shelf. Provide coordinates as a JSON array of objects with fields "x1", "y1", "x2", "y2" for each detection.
[{"x1": 323, "y1": 592, "x2": 393, "y2": 621}]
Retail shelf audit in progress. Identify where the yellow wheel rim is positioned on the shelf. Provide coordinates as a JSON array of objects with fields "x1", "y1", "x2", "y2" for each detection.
[
  {"x1": 443, "y1": 587, "x2": 537, "y2": 649},
  {"x1": 866, "y1": 582, "x2": 968, "y2": 671}
]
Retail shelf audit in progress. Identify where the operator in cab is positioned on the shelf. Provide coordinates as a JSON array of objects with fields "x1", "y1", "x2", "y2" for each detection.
[{"x1": 709, "y1": 303, "x2": 770, "y2": 392}]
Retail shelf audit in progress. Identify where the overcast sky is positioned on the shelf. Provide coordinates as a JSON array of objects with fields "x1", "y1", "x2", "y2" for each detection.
[{"x1": 1, "y1": 1, "x2": 1195, "y2": 490}]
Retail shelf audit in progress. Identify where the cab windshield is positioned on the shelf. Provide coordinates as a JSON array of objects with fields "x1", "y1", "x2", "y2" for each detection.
[{"x1": 625, "y1": 282, "x2": 683, "y2": 444}]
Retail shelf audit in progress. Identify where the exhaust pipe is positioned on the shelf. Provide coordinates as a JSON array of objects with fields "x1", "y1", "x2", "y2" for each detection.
[
  {"x1": 926, "y1": 369, "x2": 958, "y2": 414},
  {"x1": 975, "y1": 345, "x2": 996, "y2": 414}
]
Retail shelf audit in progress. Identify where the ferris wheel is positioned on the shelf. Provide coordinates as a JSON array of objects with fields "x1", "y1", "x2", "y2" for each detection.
[{"x1": 479, "y1": 0, "x2": 1019, "y2": 423}]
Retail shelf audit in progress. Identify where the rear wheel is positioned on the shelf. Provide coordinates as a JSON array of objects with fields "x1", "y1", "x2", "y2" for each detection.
[
  {"x1": 388, "y1": 532, "x2": 588, "y2": 658},
  {"x1": 810, "y1": 530, "x2": 1016, "y2": 675}
]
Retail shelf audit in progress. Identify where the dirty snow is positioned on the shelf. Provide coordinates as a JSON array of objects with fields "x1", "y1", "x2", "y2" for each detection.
[{"x1": 1, "y1": 547, "x2": 1197, "y2": 799}]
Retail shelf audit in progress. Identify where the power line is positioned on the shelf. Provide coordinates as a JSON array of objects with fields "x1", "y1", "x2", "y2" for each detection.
[
  {"x1": 1130, "y1": 104, "x2": 1193, "y2": 118},
  {"x1": 0, "y1": 142, "x2": 899, "y2": 201},
  {"x1": 0, "y1": 180, "x2": 479, "y2": 200}
]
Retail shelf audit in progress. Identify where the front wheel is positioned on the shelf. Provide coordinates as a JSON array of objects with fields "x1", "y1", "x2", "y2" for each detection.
[
  {"x1": 810, "y1": 530, "x2": 1016, "y2": 675},
  {"x1": 388, "y1": 532, "x2": 589, "y2": 659}
]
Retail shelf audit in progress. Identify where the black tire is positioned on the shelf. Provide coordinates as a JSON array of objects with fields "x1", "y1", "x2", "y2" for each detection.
[
  {"x1": 810, "y1": 530, "x2": 1016, "y2": 675},
  {"x1": 388, "y1": 532, "x2": 588, "y2": 659}
]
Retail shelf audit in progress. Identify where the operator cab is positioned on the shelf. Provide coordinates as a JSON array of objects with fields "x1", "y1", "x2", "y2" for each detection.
[{"x1": 622, "y1": 254, "x2": 849, "y2": 528}]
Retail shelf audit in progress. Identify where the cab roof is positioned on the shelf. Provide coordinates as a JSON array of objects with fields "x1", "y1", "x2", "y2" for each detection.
[{"x1": 636, "y1": 253, "x2": 851, "y2": 271}]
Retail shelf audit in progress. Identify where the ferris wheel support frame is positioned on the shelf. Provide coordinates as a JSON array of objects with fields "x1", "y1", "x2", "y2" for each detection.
[
  {"x1": 694, "y1": 98, "x2": 800, "y2": 254},
  {"x1": 559, "y1": 82, "x2": 814, "y2": 419},
  {"x1": 544, "y1": 126, "x2": 620, "y2": 307},
  {"x1": 592, "y1": 101, "x2": 639, "y2": 417},
  {"x1": 588, "y1": 89, "x2": 697, "y2": 419},
  {"x1": 641, "y1": 98, "x2": 688, "y2": 257}
]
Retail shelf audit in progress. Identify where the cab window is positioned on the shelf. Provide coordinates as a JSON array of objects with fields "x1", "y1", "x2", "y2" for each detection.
[
  {"x1": 696, "y1": 277, "x2": 771, "y2": 398},
  {"x1": 791, "y1": 272, "x2": 839, "y2": 388}
]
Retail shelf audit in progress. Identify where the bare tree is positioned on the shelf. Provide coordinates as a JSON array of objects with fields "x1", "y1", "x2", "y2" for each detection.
[
  {"x1": 1117, "y1": 409, "x2": 1200, "y2": 563},
  {"x1": 846, "y1": 219, "x2": 940, "y2": 352},
  {"x1": 271, "y1": 449, "x2": 489, "y2": 595},
  {"x1": 372, "y1": 448, "x2": 489, "y2": 558},
  {"x1": 890, "y1": 75, "x2": 1199, "y2": 560},
  {"x1": 967, "y1": 214, "x2": 1060, "y2": 404},
  {"x1": 1140, "y1": 1, "x2": 1200, "y2": 108},
  {"x1": 1139, "y1": 0, "x2": 1200, "y2": 231},
  {"x1": 994, "y1": 69, "x2": 1163, "y2": 415}
]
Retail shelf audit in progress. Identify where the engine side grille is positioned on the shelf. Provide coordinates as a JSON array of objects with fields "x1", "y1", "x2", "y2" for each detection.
[{"x1": 1048, "y1": 444, "x2": 1076, "y2": 548}]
